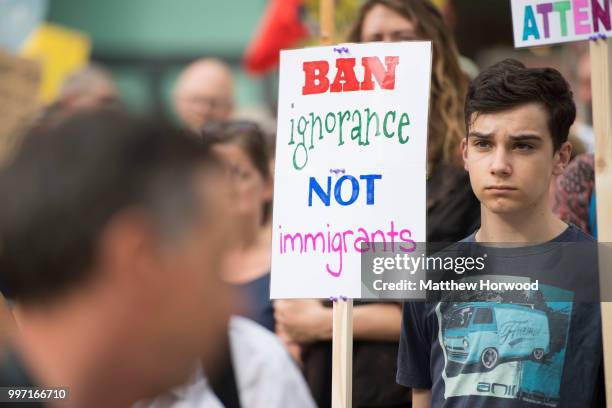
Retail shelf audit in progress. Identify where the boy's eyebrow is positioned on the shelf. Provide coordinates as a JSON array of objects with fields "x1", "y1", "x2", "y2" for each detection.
[
  {"x1": 467, "y1": 131, "x2": 493, "y2": 139},
  {"x1": 508, "y1": 134, "x2": 543, "y2": 142},
  {"x1": 467, "y1": 132, "x2": 543, "y2": 142}
]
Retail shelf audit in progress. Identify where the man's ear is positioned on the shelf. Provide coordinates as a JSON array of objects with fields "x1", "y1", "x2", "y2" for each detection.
[
  {"x1": 552, "y1": 141, "x2": 572, "y2": 176},
  {"x1": 460, "y1": 138, "x2": 469, "y2": 171},
  {"x1": 96, "y1": 210, "x2": 160, "y2": 289}
]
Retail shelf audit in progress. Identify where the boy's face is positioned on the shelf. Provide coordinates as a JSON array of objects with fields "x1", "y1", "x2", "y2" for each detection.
[{"x1": 461, "y1": 103, "x2": 570, "y2": 215}]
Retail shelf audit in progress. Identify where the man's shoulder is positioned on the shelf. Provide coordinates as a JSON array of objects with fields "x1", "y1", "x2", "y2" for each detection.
[
  {"x1": 0, "y1": 349, "x2": 36, "y2": 388},
  {"x1": 0, "y1": 349, "x2": 46, "y2": 407},
  {"x1": 228, "y1": 316, "x2": 317, "y2": 407},
  {"x1": 228, "y1": 316, "x2": 289, "y2": 364}
]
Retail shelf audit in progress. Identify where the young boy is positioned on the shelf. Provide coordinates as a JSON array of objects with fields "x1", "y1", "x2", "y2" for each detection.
[{"x1": 397, "y1": 59, "x2": 604, "y2": 407}]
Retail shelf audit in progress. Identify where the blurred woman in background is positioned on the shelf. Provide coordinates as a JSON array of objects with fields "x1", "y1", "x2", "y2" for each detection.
[
  {"x1": 201, "y1": 121, "x2": 275, "y2": 332},
  {"x1": 275, "y1": 1, "x2": 479, "y2": 407},
  {"x1": 348, "y1": 0, "x2": 479, "y2": 242}
]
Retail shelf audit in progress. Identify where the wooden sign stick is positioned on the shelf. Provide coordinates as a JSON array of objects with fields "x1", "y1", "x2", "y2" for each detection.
[
  {"x1": 332, "y1": 297, "x2": 353, "y2": 408},
  {"x1": 320, "y1": 0, "x2": 335, "y2": 46},
  {"x1": 318, "y1": 1, "x2": 354, "y2": 407},
  {"x1": 590, "y1": 38, "x2": 612, "y2": 406}
]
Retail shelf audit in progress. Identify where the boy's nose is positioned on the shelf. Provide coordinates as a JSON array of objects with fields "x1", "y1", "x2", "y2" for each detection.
[{"x1": 489, "y1": 147, "x2": 512, "y2": 177}]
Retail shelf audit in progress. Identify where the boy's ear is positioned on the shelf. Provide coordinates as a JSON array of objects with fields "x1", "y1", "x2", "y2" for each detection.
[
  {"x1": 460, "y1": 138, "x2": 469, "y2": 171},
  {"x1": 552, "y1": 141, "x2": 572, "y2": 176}
]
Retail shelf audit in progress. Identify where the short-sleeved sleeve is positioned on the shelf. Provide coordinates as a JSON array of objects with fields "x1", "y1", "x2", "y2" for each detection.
[{"x1": 396, "y1": 301, "x2": 433, "y2": 389}]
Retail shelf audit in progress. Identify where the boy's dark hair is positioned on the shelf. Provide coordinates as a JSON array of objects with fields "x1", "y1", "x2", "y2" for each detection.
[
  {"x1": 0, "y1": 110, "x2": 218, "y2": 303},
  {"x1": 465, "y1": 59, "x2": 576, "y2": 152}
]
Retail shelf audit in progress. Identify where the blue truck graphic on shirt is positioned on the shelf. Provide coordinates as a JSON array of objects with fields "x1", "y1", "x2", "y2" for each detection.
[
  {"x1": 443, "y1": 303, "x2": 550, "y2": 370},
  {"x1": 437, "y1": 282, "x2": 573, "y2": 405}
]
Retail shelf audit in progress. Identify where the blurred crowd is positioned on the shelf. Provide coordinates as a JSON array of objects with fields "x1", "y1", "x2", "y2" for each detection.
[{"x1": 0, "y1": 0, "x2": 602, "y2": 407}]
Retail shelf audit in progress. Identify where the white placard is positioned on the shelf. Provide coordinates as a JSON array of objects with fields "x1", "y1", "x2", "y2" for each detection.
[
  {"x1": 511, "y1": 0, "x2": 612, "y2": 48},
  {"x1": 271, "y1": 42, "x2": 431, "y2": 299}
]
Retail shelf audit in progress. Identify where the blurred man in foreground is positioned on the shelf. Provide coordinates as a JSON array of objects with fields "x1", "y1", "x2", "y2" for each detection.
[
  {"x1": 0, "y1": 110, "x2": 234, "y2": 407},
  {"x1": 174, "y1": 58, "x2": 234, "y2": 132}
]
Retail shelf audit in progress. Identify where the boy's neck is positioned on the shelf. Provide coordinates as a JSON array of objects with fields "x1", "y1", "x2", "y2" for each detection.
[{"x1": 476, "y1": 200, "x2": 567, "y2": 244}]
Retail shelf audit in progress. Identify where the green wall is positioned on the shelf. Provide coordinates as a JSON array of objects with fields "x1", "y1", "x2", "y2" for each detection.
[{"x1": 46, "y1": 0, "x2": 270, "y2": 117}]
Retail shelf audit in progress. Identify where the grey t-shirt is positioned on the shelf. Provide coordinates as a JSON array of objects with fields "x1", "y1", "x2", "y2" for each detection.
[{"x1": 397, "y1": 225, "x2": 604, "y2": 407}]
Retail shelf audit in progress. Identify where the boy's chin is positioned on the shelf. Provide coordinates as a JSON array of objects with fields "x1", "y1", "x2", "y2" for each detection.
[{"x1": 482, "y1": 199, "x2": 523, "y2": 215}]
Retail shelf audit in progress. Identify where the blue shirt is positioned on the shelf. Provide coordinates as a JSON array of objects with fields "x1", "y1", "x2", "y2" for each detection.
[
  {"x1": 397, "y1": 226, "x2": 604, "y2": 407},
  {"x1": 233, "y1": 273, "x2": 275, "y2": 332}
]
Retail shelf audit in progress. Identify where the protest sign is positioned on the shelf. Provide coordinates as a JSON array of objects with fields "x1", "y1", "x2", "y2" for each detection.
[
  {"x1": 511, "y1": 0, "x2": 612, "y2": 400},
  {"x1": 511, "y1": 0, "x2": 612, "y2": 47},
  {"x1": 270, "y1": 41, "x2": 431, "y2": 299}
]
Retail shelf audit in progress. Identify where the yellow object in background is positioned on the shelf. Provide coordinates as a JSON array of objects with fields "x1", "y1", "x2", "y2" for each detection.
[
  {"x1": 20, "y1": 23, "x2": 90, "y2": 104},
  {"x1": 431, "y1": 0, "x2": 448, "y2": 10}
]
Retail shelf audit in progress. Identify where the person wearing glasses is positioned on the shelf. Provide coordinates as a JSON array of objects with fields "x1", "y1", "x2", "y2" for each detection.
[
  {"x1": 174, "y1": 59, "x2": 235, "y2": 133},
  {"x1": 200, "y1": 121, "x2": 275, "y2": 332}
]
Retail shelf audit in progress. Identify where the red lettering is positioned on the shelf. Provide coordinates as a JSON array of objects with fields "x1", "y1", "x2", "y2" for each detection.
[
  {"x1": 302, "y1": 60, "x2": 330, "y2": 95},
  {"x1": 360, "y1": 56, "x2": 399, "y2": 90},
  {"x1": 330, "y1": 58, "x2": 360, "y2": 93},
  {"x1": 302, "y1": 56, "x2": 400, "y2": 95}
]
